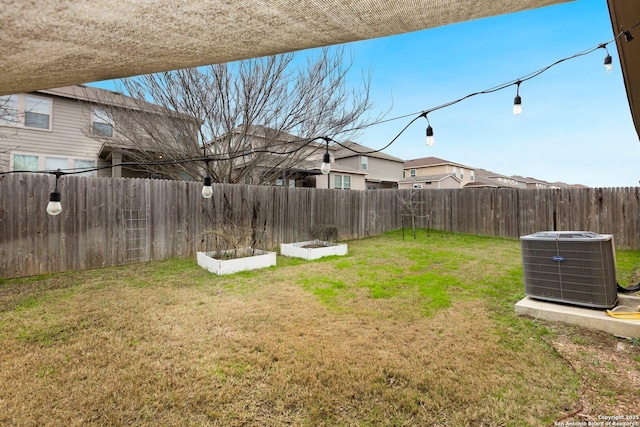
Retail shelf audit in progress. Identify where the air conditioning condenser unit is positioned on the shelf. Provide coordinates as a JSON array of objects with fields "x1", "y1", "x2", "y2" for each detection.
[{"x1": 520, "y1": 231, "x2": 618, "y2": 309}]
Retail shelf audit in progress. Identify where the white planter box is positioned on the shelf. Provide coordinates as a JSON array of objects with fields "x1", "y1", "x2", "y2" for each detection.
[
  {"x1": 280, "y1": 240, "x2": 348, "y2": 260},
  {"x1": 197, "y1": 249, "x2": 276, "y2": 275}
]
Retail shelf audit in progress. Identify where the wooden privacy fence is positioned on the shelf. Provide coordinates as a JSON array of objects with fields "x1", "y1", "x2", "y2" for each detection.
[{"x1": 1, "y1": 173, "x2": 640, "y2": 278}]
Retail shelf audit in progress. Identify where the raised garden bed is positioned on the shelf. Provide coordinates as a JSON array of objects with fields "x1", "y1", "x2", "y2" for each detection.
[
  {"x1": 280, "y1": 240, "x2": 348, "y2": 261},
  {"x1": 197, "y1": 249, "x2": 276, "y2": 275}
]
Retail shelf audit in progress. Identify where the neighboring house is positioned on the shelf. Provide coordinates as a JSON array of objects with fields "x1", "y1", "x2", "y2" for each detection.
[
  {"x1": 0, "y1": 86, "x2": 108, "y2": 177},
  {"x1": 312, "y1": 163, "x2": 367, "y2": 190},
  {"x1": 509, "y1": 175, "x2": 578, "y2": 189},
  {"x1": 0, "y1": 85, "x2": 196, "y2": 179},
  {"x1": 332, "y1": 141, "x2": 404, "y2": 190},
  {"x1": 466, "y1": 168, "x2": 528, "y2": 189},
  {"x1": 467, "y1": 170, "x2": 584, "y2": 189},
  {"x1": 397, "y1": 174, "x2": 461, "y2": 190},
  {"x1": 400, "y1": 156, "x2": 475, "y2": 189},
  {"x1": 216, "y1": 125, "x2": 366, "y2": 190}
]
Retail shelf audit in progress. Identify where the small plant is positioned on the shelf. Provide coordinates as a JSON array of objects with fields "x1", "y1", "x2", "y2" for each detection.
[
  {"x1": 308, "y1": 224, "x2": 338, "y2": 243},
  {"x1": 199, "y1": 193, "x2": 267, "y2": 260},
  {"x1": 396, "y1": 190, "x2": 431, "y2": 240}
]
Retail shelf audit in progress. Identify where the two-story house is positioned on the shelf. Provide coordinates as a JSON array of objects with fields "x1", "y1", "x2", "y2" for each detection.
[
  {"x1": 399, "y1": 156, "x2": 475, "y2": 189},
  {"x1": 216, "y1": 125, "x2": 367, "y2": 189},
  {"x1": 464, "y1": 168, "x2": 529, "y2": 189},
  {"x1": 332, "y1": 141, "x2": 404, "y2": 190},
  {"x1": 0, "y1": 85, "x2": 196, "y2": 179}
]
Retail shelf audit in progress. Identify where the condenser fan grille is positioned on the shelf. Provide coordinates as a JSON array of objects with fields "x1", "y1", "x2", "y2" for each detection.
[{"x1": 520, "y1": 232, "x2": 617, "y2": 309}]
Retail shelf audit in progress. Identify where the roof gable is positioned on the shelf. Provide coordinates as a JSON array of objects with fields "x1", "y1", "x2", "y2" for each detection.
[
  {"x1": 333, "y1": 141, "x2": 404, "y2": 162},
  {"x1": 403, "y1": 156, "x2": 473, "y2": 169}
]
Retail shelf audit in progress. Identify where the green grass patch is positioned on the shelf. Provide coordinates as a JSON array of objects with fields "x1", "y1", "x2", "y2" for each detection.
[{"x1": 1, "y1": 229, "x2": 638, "y2": 426}]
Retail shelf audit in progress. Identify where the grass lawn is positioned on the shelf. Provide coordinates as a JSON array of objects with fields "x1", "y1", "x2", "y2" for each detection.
[{"x1": 1, "y1": 229, "x2": 639, "y2": 426}]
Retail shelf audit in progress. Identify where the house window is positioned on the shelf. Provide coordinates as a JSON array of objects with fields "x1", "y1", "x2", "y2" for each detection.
[
  {"x1": 403, "y1": 170, "x2": 406, "y2": 179},
  {"x1": 13, "y1": 154, "x2": 39, "y2": 171},
  {"x1": 11, "y1": 153, "x2": 96, "y2": 176},
  {"x1": 24, "y1": 96, "x2": 51, "y2": 129},
  {"x1": 0, "y1": 95, "x2": 20, "y2": 125},
  {"x1": 288, "y1": 179, "x2": 296, "y2": 188},
  {"x1": 93, "y1": 108, "x2": 113, "y2": 137},
  {"x1": 361, "y1": 156, "x2": 368, "y2": 170},
  {"x1": 452, "y1": 166, "x2": 457, "y2": 178},
  {"x1": 74, "y1": 159, "x2": 97, "y2": 176},
  {"x1": 410, "y1": 169, "x2": 416, "y2": 177},
  {"x1": 413, "y1": 183, "x2": 423, "y2": 189},
  {"x1": 471, "y1": 172, "x2": 475, "y2": 181},
  {"x1": 276, "y1": 178, "x2": 284, "y2": 186},
  {"x1": 0, "y1": 94, "x2": 51, "y2": 130},
  {"x1": 460, "y1": 169, "x2": 464, "y2": 180},
  {"x1": 333, "y1": 174, "x2": 351, "y2": 190}
]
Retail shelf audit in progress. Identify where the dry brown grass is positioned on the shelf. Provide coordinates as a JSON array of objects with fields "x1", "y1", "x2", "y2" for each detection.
[{"x1": 0, "y1": 230, "x2": 638, "y2": 426}]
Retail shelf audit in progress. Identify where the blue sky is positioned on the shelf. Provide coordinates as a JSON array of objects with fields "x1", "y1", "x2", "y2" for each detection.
[
  {"x1": 90, "y1": 0, "x2": 640, "y2": 188},
  {"x1": 345, "y1": 0, "x2": 639, "y2": 188}
]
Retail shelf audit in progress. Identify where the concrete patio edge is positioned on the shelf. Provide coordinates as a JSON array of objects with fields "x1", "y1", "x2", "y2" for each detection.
[{"x1": 515, "y1": 294, "x2": 640, "y2": 339}]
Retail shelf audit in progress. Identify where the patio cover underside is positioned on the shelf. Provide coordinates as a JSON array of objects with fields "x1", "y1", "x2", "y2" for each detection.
[{"x1": 1, "y1": 0, "x2": 569, "y2": 96}]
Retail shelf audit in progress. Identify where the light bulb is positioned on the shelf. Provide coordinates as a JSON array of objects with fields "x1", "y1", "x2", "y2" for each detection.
[
  {"x1": 604, "y1": 54, "x2": 613, "y2": 74},
  {"x1": 425, "y1": 125, "x2": 434, "y2": 147},
  {"x1": 513, "y1": 95, "x2": 522, "y2": 115},
  {"x1": 320, "y1": 152, "x2": 331, "y2": 175},
  {"x1": 47, "y1": 189, "x2": 62, "y2": 216},
  {"x1": 201, "y1": 176, "x2": 213, "y2": 198}
]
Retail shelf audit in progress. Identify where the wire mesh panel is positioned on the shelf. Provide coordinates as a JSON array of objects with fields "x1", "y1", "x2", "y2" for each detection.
[
  {"x1": 520, "y1": 231, "x2": 617, "y2": 309},
  {"x1": 123, "y1": 208, "x2": 149, "y2": 264}
]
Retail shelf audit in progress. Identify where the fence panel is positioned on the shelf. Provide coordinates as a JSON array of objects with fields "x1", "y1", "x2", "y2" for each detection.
[{"x1": 2, "y1": 174, "x2": 640, "y2": 278}]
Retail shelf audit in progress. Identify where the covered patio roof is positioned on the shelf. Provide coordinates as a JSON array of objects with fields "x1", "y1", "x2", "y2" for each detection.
[
  {"x1": 2, "y1": 0, "x2": 569, "y2": 96},
  {"x1": 607, "y1": 0, "x2": 640, "y2": 138}
]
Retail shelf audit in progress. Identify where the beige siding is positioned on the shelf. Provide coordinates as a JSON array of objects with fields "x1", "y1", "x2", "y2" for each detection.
[
  {"x1": 334, "y1": 155, "x2": 403, "y2": 189},
  {"x1": 438, "y1": 176, "x2": 461, "y2": 189},
  {"x1": 335, "y1": 156, "x2": 360, "y2": 170},
  {"x1": 0, "y1": 94, "x2": 103, "y2": 171},
  {"x1": 404, "y1": 164, "x2": 474, "y2": 187},
  {"x1": 418, "y1": 165, "x2": 447, "y2": 176},
  {"x1": 350, "y1": 174, "x2": 366, "y2": 191},
  {"x1": 367, "y1": 156, "x2": 403, "y2": 182}
]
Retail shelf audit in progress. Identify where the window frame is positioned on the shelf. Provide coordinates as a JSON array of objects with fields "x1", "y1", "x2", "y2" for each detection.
[
  {"x1": 333, "y1": 174, "x2": 352, "y2": 190},
  {"x1": 10, "y1": 152, "x2": 97, "y2": 176},
  {"x1": 343, "y1": 175, "x2": 351, "y2": 190},
  {"x1": 0, "y1": 94, "x2": 52, "y2": 130},
  {"x1": 410, "y1": 169, "x2": 416, "y2": 177},
  {"x1": 92, "y1": 107, "x2": 114, "y2": 137},
  {"x1": 361, "y1": 155, "x2": 368, "y2": 170}
]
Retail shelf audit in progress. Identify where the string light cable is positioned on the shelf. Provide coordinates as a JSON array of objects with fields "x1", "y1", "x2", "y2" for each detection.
[
  {"x1": 331, "y1": 22, "x2": 639, "y2": 156},
  {"x1": 0, "y1": 22, "x2": 637, "y2": 214}
]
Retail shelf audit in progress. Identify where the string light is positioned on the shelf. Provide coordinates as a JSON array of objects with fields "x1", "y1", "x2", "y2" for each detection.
[
  {"x1": 424, "y1": 114, "x2": 434, "y2": 146},
  {"x1": 513, "y1": 81, "x2": 522, "y2": 115},
  {"x1": 201, "y1": 175, "x2": 213, "y2": 198},
  {"x1": 201, "y1": 155, "x2": 213, "y2": 198},
  {"x1": 1, "y1": 21, "x2": 637, "y2": 213},
  {"x1": 320, "y1": 138, "x2": 331, "y2": 175},
  {"x1": 600, "y1": 44, "x2": 613, "y2": 74},
  {"x1": 46, "y1": 169, "x2": 64, "y2": 216}
]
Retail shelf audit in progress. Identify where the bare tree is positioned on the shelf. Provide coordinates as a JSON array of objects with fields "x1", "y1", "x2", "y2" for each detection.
[
  {"x1": 0, "y1": 95, "x2": 22, "y2": 170},
  {"x1": 397, "y1": 189, "x2": 431, "y2": 240},
  {"x1": 90, "y1": 46, "x2": 375, "y2": 183}
]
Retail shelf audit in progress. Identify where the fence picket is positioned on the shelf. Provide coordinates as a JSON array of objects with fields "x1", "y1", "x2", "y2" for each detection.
[{"x1": 2, "y1": 175, "x2": 640, "y2": 278}]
